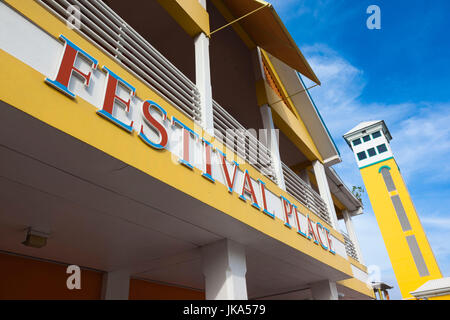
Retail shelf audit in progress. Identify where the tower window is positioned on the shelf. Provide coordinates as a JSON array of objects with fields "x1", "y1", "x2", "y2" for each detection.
[
  {"x1": 406, "y1": 235, "x2": 430, "y2": 277},
  {"x1": 380, "y1": 167, "x2": 396, "y2": 192},
  {"x1": 353, "y1": 138, "x2": 362, "y2": 146},
  {"x1": 357, "y1": 151, "x2": 367, "y2": 160},
  {"x1": 368, "y1": 148, "x2": 377, "y2": 157},
  {"x1": 362, "y1": 135, "x2": 371, "y2": 142},
  {"x1": 372, "y1": 131, "x2": 382, "y2": 139},
  {"x1": 377, "y1": 144, "x2": 388, "y2": 153},
  {"x1": 392, "y1": 195, "x2": 412, "y2": 232}
]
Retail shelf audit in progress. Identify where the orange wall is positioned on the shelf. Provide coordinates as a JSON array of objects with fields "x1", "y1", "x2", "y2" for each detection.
[
  {"x1": 129, "y1": 279, "x2": 204, "y2": 300},
  {"x1": 0, "y1": 252, "x2": 204, "y2": 300},
  {"x1": 0, "y1": 252, "x2": 103, "y2": 300}
]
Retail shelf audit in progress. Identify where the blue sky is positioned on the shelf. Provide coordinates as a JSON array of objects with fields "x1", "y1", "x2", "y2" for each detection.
[{"x1": 267, "y1": 0, "x2": 450, "y2": 299}]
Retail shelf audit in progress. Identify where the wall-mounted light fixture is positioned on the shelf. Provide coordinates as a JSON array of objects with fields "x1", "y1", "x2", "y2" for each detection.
[{"x1": 22, "y1": 228, "x2": 50, "y2": 248}]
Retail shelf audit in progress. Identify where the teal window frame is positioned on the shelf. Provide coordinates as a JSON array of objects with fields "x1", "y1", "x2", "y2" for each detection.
[
  {"x1": 377, "y1": 144, "x2": 388, "y2": 153},
  {"x1": 367, "y1": 148, "x2": 377, "y2": 157},
  {"x1": 353, "y1": 138, "x2": 362, "y2": 146},
  {"x1": 372, "y1": 131, "x2": 382, "y2": 139},
  {"x1": 357, "y1": 151, "x2": 367, "y2": 160}
]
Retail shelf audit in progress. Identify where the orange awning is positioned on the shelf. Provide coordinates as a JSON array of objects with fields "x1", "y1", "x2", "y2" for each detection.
[{"x1": 214, "y1": 0, "x2": 320, "y2": 85}]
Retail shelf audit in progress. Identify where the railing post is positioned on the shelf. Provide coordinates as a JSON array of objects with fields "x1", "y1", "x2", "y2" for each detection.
[
  {"x1": 260, "y1": 104, "x2": 286, "y2": 190},
  {"x1": 312, "y1": 160, "x2": 339, "y2": 230},
  {"x1": 343, "y1": 210, "x2": 365, "y2": 264},
  {"x1": 298, "y1": 169, "x2": 313, "y2": 212},
  {"x1": 195, "y1": 0, "x2": 214, "y2": 136}
]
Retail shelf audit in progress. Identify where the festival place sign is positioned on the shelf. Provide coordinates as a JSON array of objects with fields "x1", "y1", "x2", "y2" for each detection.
[{"x1": 44, "y1": 35, "x2": 336, "y2": 254}]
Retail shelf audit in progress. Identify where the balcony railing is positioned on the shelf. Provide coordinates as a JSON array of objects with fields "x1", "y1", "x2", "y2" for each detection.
[
  {"x1": 38, "y1": 0, "x2": 202, "y2": 121},
  {"x1": 213, "y1": 100, "x2": 331, "y2": 225},
  {"x1": 343, "y1": 232, "x2": 359, "y2": 261},
  {"x1": 281, "y1": 163, "x2": 331, "y2": 225},
  {"x1": 213, "y1": 100, "x2": 278, "y2": 183}
]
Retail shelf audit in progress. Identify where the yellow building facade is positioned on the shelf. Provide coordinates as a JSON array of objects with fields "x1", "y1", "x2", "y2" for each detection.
[{"x1": 344, "y1": 121, "x2": 448, "y2": 300}]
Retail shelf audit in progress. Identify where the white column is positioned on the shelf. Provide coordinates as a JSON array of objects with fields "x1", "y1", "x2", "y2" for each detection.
[
  {"x1": 195, "y1": 0, "x2": 214, "y2": 136},
  {"x1": 101, "y1": 270, "x2": 130, "y2": 300},
  {"x1": 260, "y1": 104, "x2": 286, "y2": 190},
  {"x1": 343, "y1": 210, "x2": 365, "y2": 264},
  {"x1": 312, "y1": 160, "x2": 339, "y2": 229},
  {"x1": 202, "y1": 239, "x2": 248, "y2": 300},
  {"x1": 310, "y1": 280, "x2": 339, "y2": 300}
]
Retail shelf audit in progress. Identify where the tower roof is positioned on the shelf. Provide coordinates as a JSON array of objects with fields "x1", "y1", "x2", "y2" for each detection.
[
  {"x1": 343, "y1": 120, "x2": 392, "y2": 144},
  {"x1": 344, "y1": 121, "x2": 383, "y2": 136}
]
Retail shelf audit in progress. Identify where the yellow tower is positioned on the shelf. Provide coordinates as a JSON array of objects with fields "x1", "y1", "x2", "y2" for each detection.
[{"x1": 344, "y1": 121, "x2": 443, "y2": 299}]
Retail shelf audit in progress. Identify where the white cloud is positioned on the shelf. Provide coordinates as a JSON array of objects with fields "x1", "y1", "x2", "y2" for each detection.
[
  {"x1": 391, "y1": 106, "x2": 450, "y2": 181},
  {"x1": 422, "y1": 217, "x2": 450, "y2": 229}
]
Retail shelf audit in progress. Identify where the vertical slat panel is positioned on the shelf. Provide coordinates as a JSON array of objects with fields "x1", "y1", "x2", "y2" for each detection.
[
  {"x1": 212, "y1": 100, "x2": 277, "y2": 183},
  {"x1": 343, "y1": 233, "x2": 359, "y2": 261},
  {"x1": 281, "y1": 163, "x2": 331, "y2": 224}
]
